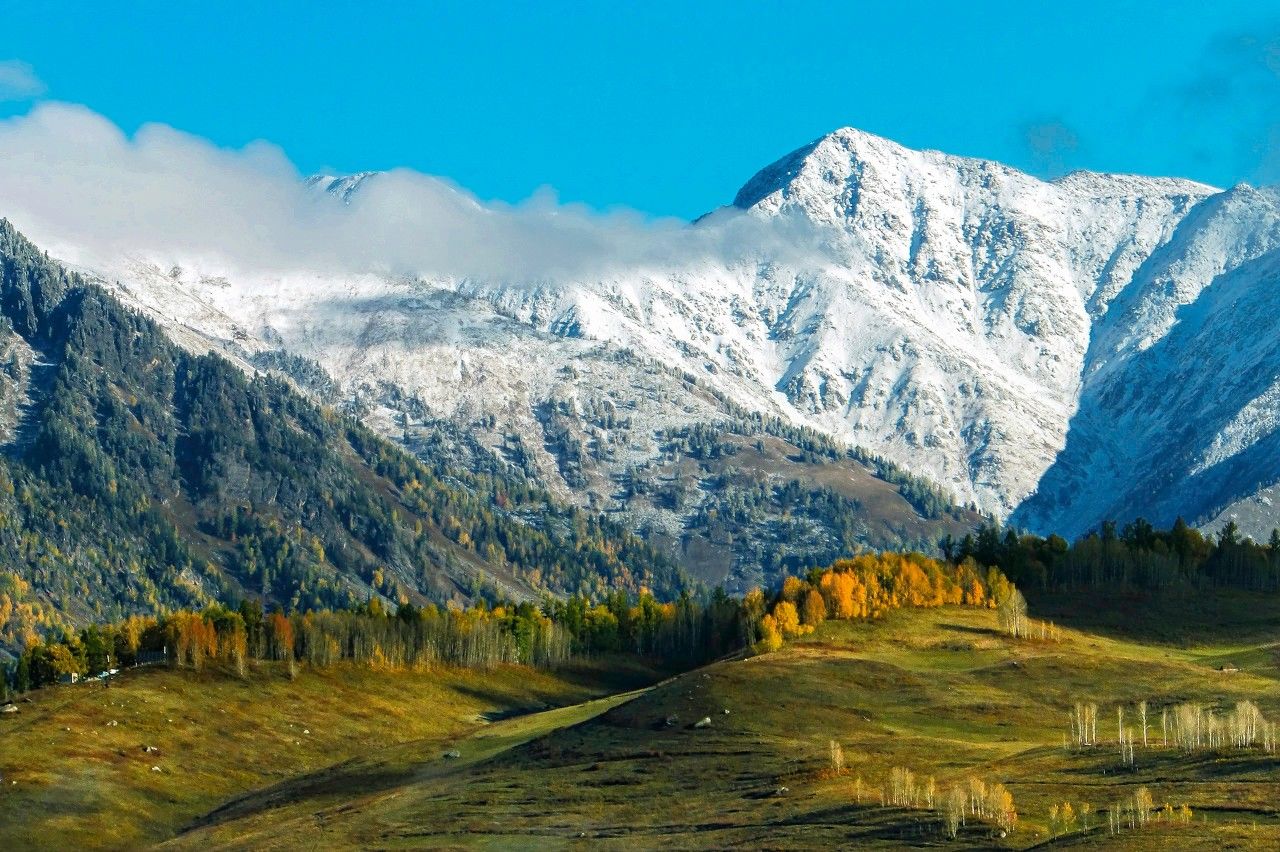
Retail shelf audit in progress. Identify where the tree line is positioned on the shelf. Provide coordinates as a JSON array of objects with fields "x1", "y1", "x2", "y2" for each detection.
[
  {"x1": 944, "y1": 518, "x2": 1280, "y2": 592},
  {"x1": 833, "y1": 755, "x2": 1017, "y2": 840},
  {"x1": 4, "y1": 585, "x2": 749, "y2": 694},
  {"x1": 5, "y1": 548, "x2": 1019, "y2": 696},
  {"x1": 1068, "y1": 697, "x2": 1277, "y2": 763}
]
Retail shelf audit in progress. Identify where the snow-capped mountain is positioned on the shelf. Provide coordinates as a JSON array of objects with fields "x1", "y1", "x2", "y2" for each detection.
[{"x1": 43, "y1": 126, "x2": 1280, "y2": 545}]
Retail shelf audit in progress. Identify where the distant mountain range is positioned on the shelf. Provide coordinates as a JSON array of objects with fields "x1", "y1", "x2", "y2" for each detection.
[
  {"x1": 0, "y1": 221, "x2": 697, "y2": 653},
  {"x1": 5, "y1": 123, "x2": 1280, "y2": 639},
  {"x1": 66, "y1": 127, "x2": 1280, "y2": 537}
]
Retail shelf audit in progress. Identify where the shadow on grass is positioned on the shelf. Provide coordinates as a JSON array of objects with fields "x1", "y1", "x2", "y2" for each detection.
[
  {"x1": 939, "y1": 621, "x2": 1004, "y2": 637},
  {"x1": 1025, "y1": 587, "x2": 1280, "y2": 648},
  {"x1": 180, "y1": 756, "x2": 420, "y2": 832}
]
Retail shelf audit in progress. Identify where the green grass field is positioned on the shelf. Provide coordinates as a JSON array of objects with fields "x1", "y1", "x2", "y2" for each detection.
[
  {"x1": 141, "y1": 605, "x2": 1279, "y2": 850},
  {"x1": 4, "y1": 603, "x2": 1278, "y2": 849}
]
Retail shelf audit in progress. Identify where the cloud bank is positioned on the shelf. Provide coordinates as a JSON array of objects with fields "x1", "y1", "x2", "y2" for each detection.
[{"x1": 0, "y1": 103, "x2": 821, "y2": 283}]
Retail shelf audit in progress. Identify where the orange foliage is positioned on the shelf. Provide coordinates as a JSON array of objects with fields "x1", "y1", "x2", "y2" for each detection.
[
  {"x1": 269, "y1": 612, "x2": 295, "y2": 661},
  {"x1": 801, "y1": 588, "x2": 826, "y2": 628},
  {"x1": 781, "y1": 576, "x2": 807, "y2": 603},
  {"x1": 757, "y1": 613, "x2": 783, "y2": 652},
  {"x1": 756, "y1": 552, "x2": 1009, "y2": 654}
]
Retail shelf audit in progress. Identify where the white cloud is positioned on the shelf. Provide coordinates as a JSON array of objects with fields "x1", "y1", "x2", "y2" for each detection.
[
  {"x1": 0, "y1": 60, "x2": 45, "y2": 101},
  {"x1": 0, "y1": 103, "x2": 826, "y2": 283}
]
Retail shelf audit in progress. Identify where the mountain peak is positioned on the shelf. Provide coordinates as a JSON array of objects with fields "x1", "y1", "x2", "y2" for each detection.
[
  {"x1": 733, "y1": 126, "x2": 1220, "y2": 221},
  {"x1": 731, "y1": 127, "x2": 907, "y2": 212},
  {"x1": 40, "y1": 121, "x2": 1280, "y2": 548},
  {"x1": 306, "y1": 171, "x2": 380, "y2": 203}
]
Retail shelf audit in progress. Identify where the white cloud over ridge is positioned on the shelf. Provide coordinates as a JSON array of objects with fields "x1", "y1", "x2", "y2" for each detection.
[{"x1": 0, "y1": 103, "x2": 822, "y2": 283}]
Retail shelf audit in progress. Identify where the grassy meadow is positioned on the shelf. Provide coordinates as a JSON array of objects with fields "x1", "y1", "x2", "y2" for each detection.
[
  {"x1": 0, "y1": 657, "x2": 660, "y2": 849},
  {"x1": 150, "y1": 604, "x2": 1280, "y2": 849}
]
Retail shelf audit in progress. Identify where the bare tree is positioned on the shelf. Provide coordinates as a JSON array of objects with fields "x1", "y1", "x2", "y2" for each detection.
[
  {"x1": 997, "y1": 587, "x2": 1029, "y2": 638},
  {"x1": 945, "y1": 785, "x2": 966, "y2": 838}
]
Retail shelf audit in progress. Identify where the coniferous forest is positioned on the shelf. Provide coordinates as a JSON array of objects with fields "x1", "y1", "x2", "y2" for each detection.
[{"x1": 945, "y1": 518, "x2": 1280, "y2": 593}]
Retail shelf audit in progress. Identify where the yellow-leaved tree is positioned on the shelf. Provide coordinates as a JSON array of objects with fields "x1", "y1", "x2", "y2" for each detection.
[
  {"x1": 772, "y1": 600, "x2": 803, "y2": 638},
  {"x1": 756, "y1": 613, "x2": 783, "y2": 652}
]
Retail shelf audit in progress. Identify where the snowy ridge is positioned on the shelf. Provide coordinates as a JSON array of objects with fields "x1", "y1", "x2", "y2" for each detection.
[{"x1": 63, "y1": 126, "x2": 1280, "y2": 541}]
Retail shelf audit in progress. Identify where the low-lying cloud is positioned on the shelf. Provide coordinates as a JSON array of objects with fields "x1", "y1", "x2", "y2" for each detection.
[{"x1": 0, "y1": 103, "x2": 820, "y2": 283}]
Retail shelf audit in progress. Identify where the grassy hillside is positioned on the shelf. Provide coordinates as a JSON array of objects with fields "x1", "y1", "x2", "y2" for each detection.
[
  {"x1": 163, "y1": 605, "x2": 1280, "y2": 849},
  {"x1": 0, "y1": 657, "x2": 661, "y2": 849}
]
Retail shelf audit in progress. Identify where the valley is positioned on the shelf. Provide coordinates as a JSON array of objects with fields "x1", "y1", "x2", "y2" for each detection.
[{"x1": 3, "y1": 10, "x2": 1278, "y2": 850}]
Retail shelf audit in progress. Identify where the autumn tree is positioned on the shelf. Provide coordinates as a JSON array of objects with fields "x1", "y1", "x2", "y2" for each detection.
[
  {"x1": 772, "y1": 601, "x2": 802, "y2": 639},
  {"x1": 756, "y1": 613, "x2": 783, "y2": 653},
  {"x1": 945, "y1": 784, "x2": 966, "y2": 838},
  {"x1": 801, "y1": 589, "x2": 826, "y2": 629},
  {"x1": 1134, "y1": 787, "x2": 1153, "y2": 827},
  {"x1": 996, "y1": 586, "x2": 1029, "y2": 638},
  {"x1": 828, "y1": 739, "x2": 845, "y2": 775}
]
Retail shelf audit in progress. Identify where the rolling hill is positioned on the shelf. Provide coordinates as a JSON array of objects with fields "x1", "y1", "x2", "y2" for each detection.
[
  {"x1": 5, "y1": 602, "x2": 1277, "y2": 849},
  {"x1": 164, "y1": 606, "x2": 1280, "y2": 850}
]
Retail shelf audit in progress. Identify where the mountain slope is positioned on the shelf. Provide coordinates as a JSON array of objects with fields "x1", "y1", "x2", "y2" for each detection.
[
  {"x1": 728, "y1": 129, "x2": 1214, "y2": 519},
  {"x1": 82, "y1": 253, "x2": 981, "y2": 594},
  {"x1": 1015, "y1": 185, "x2": 1280, "y2": 535},
  {"x1": 0, "y1": 220, "x2": 688, "y2": 653}
]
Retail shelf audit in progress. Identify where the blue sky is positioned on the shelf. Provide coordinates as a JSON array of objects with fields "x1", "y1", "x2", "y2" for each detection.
[{"x1": 1, "y1": 1, "x2": 1277, "y2": 218}]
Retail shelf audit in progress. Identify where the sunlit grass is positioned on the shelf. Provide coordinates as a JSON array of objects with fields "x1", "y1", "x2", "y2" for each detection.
[
  {"x1": 0, "y1": 658, "x2": 654, "y2": 849},
  {"x1": 167, "y1": 605, "x2": 1280, "y2": 849}
]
